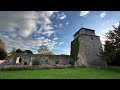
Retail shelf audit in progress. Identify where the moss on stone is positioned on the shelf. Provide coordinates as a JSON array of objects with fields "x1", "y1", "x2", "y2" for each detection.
[{"x1": 71, "y1": 38, "x2": 79, "y2": 62}]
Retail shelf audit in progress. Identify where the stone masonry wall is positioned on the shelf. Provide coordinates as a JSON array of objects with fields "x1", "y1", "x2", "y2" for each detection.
[
  {"x1": 9, "y1": 54, "x2": 72, "y2": 66},
  {"x1": 75, "y1": 34, "x2": 107, "y2": 67}
]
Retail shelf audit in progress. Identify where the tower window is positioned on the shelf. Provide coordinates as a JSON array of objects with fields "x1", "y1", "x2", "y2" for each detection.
[{"x1": 91, "y1": 37, "x2": 93, "y2": 40}]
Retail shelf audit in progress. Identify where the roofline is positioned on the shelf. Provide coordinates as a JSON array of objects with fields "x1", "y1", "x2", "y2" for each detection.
[
  {"x1": 72, "y1": 34, "x2": 100, "y2": 43},
  {"x1": 73, "y1": 27, "x2": 95, "y2": 36}
]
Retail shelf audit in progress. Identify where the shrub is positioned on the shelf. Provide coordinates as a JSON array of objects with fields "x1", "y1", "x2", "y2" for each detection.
[
  {"x1": 69, "y1": 58, "x2": 75, "y2": 65},
  {"x1": 0, "y1": 64, "x2": 75, "y2": 71},
  {"x1": 53, "y1": 64, "x2": 65, "y2": 69},
  {"x1": 80, "y1": 65, "x2": 86, "y2": 68},
  {"x1": 0, "y1": 65, "x2": 32, "y2": 71},
  {"x1": 53, "y1": 64, "x2": 74, "y2": 69},
  {"x1": 0, "y1": 50, "x2": 7, "y2": 60},
  {"x1": 32, "y1": 59, "x2": 40, "y2": 65},
  {"x1": 75, "y1": 65, "x2": 86, "y2": 68},
  {"x1": 40, "y1": 65, "x2": 53, "y2": 69}
]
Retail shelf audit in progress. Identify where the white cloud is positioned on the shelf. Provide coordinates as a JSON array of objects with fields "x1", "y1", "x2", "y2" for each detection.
[
  {"x1": 100, "y1": 11, "x2": 106, "y2": 18},
  {"x1": 36, "y1": 11, "x2": 56, "y2": 36},
  {"x1": 114, "y1": 22, "x2": 119, "y2": 27},
  {"x1": 0, "y1": 11, "x2": 67, "y2": 53},
  {"x1": 1, "y1": 11, "x2": 39, "y2": 37},
  {"x1": 96, "y1": 26, "x2": 112, "y2": 45},
  {"x1": 36, "y1": 29, "x2": 55, "y2": 37},
  {"x1": 101, "y1": 23, "x2": 105, "y2": 26},
  {"x1": 0, "y1": 33, "x2": 58, "y2": 53},
  {"x1": 53, "y1": 38, "x2": 58, "y2": 40},
  {"x1": 57, "y1": 12, "x2": 66, "y2": 20},
  {"x1": 0, "y1": 11, "x2": 58, "y2": 37},
  {"x1": 54, "y1": 23, "x2": 63, "y2": 28},
  {"x1": 58, "y1": 42, "x2": 64, "y2": 45},
  {"x1": 59, "y1": 24, "x2": 63, "y2": 28},
  {"x1": 66, "y1": 22, "x2": 69, "y2": 25},
  {"x1": 80, "y1": 11, "x2": 90, "y2": 16},
  {"x1": 54, "y1": 25, "x2": 58, "y2": 28}
]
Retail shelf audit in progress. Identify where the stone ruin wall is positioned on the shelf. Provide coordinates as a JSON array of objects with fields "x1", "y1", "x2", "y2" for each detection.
[
  {"x1": 77, "y1": 34, "x2": 107, "y2": 67},
  {"x1": 8, "y1": 54, "x2": 72, "y2": 66}
]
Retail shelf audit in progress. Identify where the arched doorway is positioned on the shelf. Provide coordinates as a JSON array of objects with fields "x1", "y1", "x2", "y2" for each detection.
[{"x1": 19, "y1": 57, "x2": 22, "y2": 63}]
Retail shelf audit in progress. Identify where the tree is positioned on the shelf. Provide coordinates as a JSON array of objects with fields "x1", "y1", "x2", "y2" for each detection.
[
  {"x1": 101, "y1": 22, "x2": 120, "y2": 65},
  {"x1": 0, "y1": 39, "x2": 5, "y2": 51},
  {"x1": 9, "y1": 48, "x2": 16, "y2": 55},
  {"x1": 38, "y1": 45, "x2": 54, "y2": 55},
  {"x1": 15, "y1": 49, "x2": 23, "y2": 53},
  {"x1": 47, "y1": 51, "x2": 54, "y2": 55},
  {"x1": 6, "y1": 48, "x2": 16, "y2": 60},
  {"x1": 0, "y1": 39, "x2": 7, "y2": 60},
  {"x1": 0, "y1": 50, "x2": 7, "y2": 60},
  {"x1": 25, "y1": 50, "x2": 32, "y2": 54}
]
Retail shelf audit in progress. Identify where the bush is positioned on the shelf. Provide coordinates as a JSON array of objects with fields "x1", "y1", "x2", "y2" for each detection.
[
  {"x1": 0, "y1": 65, "x2": 32, "y2": 71},
  {"x1": 32, "y1": 64, "x2": 74, "y2": 69},
  {"x1": 75, "y1": 65, "x2": 86, "y2": 68},
  {"x1": 0, "y1": 64, "x2": 75, "y2": 71},
  {"x1": 69, "y1": 58, "x2": 75, "y2": 65},
  {"x1": 32, "y1": 59, "x2": 40, "y2": 65},
  {"x1": 53, "y1": 64, "x2": 65, "y2": 69},
  {"x1": 0, "y1": 50, "x2": 7, "y2": 60},
  {"x1": 40, "y1": 65, "x2": 53, "y2": 69},
  {"x1": 53, "y1": 64, "x2": 74, "y2": 69}
]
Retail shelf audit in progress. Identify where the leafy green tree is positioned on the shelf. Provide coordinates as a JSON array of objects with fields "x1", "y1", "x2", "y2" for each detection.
[
  {"x1": 38, "y1": 45, "x2": 54, "y2": 55},
  {"x1": 9, "y1": 48, "x2": 16, "y2": 55},
  {"x1": 101, "y1": 22, "x2": 120, "y2": 65},
  {"x1": 6, "y1": 48, "x2": 16, "y2": 60},
  {"x1": 47, "y1": 51, "x2": 54, "y2": 55}
]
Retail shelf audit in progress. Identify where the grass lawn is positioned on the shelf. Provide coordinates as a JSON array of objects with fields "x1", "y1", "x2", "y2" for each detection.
[{"x1": 0, "y1": 66, "x2": 120, "y2": 79}]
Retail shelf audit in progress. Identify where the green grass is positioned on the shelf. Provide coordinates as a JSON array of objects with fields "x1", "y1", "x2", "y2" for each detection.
[{"x1": 0, "y1": 66, "x2": 120, "y2": 79}]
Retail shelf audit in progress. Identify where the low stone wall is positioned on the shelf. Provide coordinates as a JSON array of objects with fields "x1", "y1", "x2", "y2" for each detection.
[
  {"x1": 9, "y1": 54, "x2": 73, "y2": 66},
  {"x1": 32, "y1": 54, "x2": 71, "y2": 66}
]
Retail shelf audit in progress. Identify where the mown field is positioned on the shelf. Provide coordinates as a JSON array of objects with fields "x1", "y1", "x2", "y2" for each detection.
[{"x1": 0, "y1": 66, "x2": 120, "y2": 79}]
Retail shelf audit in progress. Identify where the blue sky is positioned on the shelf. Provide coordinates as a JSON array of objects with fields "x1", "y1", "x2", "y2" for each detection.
[{"x1": 0, "y1": 11, "x2": 120, "y2": 55}]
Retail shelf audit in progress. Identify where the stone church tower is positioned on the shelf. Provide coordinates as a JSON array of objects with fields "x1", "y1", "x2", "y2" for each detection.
[{"x1": 71, "y1": 28, "x2": 107, "y2": 67}]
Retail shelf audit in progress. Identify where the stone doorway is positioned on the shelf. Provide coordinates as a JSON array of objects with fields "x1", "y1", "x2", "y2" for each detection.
[
  {"x1": 19, "y1": 57, "x2": 22, "y2": 63},
  {"x1": 16, "y1": 57, "x2": 22, "y2": 64}
]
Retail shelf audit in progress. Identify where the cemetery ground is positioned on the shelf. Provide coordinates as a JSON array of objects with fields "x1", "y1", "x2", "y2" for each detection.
[{"x1": 0, "y1": 66, "x2": 120, "y2": 79}]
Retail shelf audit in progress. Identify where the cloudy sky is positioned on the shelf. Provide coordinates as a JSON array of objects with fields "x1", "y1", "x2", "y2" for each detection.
[{"x1": 0, "y1": 11, "x2": 120, "y2": 55}]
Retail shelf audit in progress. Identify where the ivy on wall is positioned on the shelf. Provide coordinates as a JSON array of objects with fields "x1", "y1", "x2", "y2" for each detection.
[{"x1": 70, "y1": 38, "x2": 79, "y2": 62}]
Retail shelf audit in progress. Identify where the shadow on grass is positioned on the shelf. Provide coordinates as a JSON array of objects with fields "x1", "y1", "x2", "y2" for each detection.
[{"x1": 99, "y1": 66, "x2": 120, "y2": 73}]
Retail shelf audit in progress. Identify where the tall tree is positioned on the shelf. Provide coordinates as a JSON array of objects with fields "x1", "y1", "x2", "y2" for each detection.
[
  {"x1": 0, "y1": 39, "x2": 5, "y2": 51},
  {"x1": 0, "y1": 39, "x2": 7, "y2": 60},
  {"x1": 101, "y1": 22, "x2": 120, "y2": 65},
  {"x1": 38, "y1": 45, "x2": 54, "y2": 55}
]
